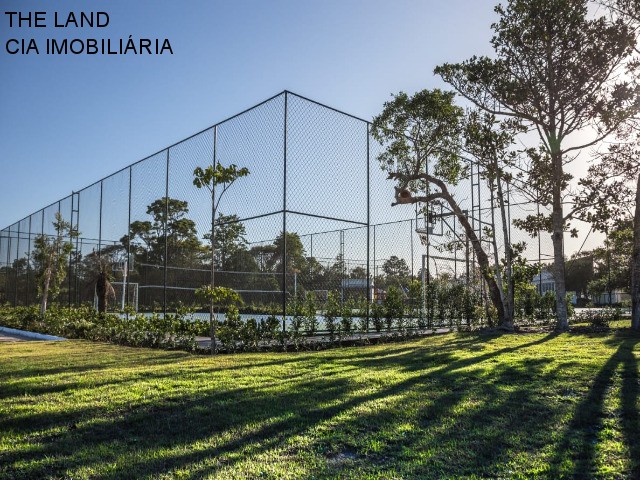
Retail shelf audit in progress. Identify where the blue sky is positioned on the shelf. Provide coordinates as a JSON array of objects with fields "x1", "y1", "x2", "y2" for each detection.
[{"x1": 0, "y1": 0, "x2": 497, "y2": 228}]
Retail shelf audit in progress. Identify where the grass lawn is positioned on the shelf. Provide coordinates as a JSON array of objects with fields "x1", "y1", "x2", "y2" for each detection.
[{"x1": 1, "y1": 329, "x2": 639, "y2": 479}]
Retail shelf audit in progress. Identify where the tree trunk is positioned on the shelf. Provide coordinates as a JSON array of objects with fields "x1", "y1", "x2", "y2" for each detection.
[
  {"x1": 97, "y1": 271, "x2": 107, "y2": 314},
  {"x1": 496, "y1": 176, "x2": 514, "y2": 329},
  {"x1": 210, "y1": 190, "x2": 217, "y2": 355},
  {"x1": 551, "y1": 150, "x2": 569, "y2": 330},
  {"x1": 489, "y1": 181, "x2": 513, "y2": 330},
  {"x1": 40, "y1": 268, "x2": 51, "y2": 315},
  {"x1": 632, "y1": 172, "x2": 640, "y2": 330},
  {"x1": 391, "y1": 173, "x2": 508, "y2": 327}
]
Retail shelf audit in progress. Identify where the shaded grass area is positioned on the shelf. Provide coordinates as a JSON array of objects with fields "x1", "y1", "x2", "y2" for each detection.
[{"x1": 0, "y1": 330, "x2": 639, "y2": 479}]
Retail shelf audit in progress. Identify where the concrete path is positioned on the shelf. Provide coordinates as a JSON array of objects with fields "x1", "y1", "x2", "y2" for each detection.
[
  {"x1": 0, "y1": 331, "x2": 32, "y2": 342},
  {"x1": 0, "y1": 327, "x2": 66, "y2": 342}
]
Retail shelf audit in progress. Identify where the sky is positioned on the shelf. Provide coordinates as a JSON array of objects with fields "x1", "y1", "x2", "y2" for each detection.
[{"x1": 0, "y1": 0, "x2": 499, "y2": 229}]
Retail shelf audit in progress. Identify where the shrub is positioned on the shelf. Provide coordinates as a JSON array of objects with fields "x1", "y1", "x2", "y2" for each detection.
[
  {"x1": 371, "y1": 301, "x2": 385, "y2": 333},
  {"x1": 323, "y1": 292, "x2": 341, "y2": 342},
  {"x1": 260, "y1": 315, "x2": 280, "y2": 342},
  {"x1": 303, "y1": 293, "x2": 319, "y2": 336},
  {"x1": 355, "y1": 299, "x2": 369, "y2": 334},
  {"x1": 218, "y1": 305, "x2": 242, "y2": 352},
  {"x1": 340, "y1": 299, "x2": 355, "y2": 336},
  {"x1": 572, "y1": 307, "x2": 618, "y2": 329},
  {"x1": 384, "y1": 285, "x2": 404, "y2": 332}
]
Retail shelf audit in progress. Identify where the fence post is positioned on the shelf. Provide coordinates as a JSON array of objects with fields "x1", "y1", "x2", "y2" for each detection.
[
  {"x1": 366, "y1": 123, "x2": 371, "y2": 331},
  {"x1": 282, "y1": 91, "x2": 289, "y2": 332},
  {"x1": 164, "y1": 148, "x2": 170, "y2": 316}
]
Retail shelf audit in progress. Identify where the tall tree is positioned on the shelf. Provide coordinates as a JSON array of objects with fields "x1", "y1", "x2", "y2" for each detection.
[
  {"x1": 204, "y1": 213, "x2": 249, "y2": 271},
  {"x1": 578, "y1": 125, "x2": 639, "y2": 327},
  {"x1": 193, "y1": 162, "x2": 249, "y2": 354},
  {"x1": 435, "y1": 0, "x2": 639, "y2": 330},
  {"x1": 371, "y1": 89, "x2": 514, "y2": 330},
  {"x1": 463, "y1": 111, "x2": 523, "y2": 326},
  {"x1": 266, "y1": 231, "x2": 308, "y2": 276},
  {"x1": 126, "y1": 197, "x2": 202, "y2": 267},
  {"x1": 32, "y1": 212, "x2": 78, "y2": 314}
]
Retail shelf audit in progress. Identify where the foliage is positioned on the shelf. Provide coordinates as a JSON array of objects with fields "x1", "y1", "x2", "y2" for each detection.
[
  {"x1": 383, "y1": 285, "x2": 404, "y2": 333},
  {"x1": 323, "y1": 291, "x2": 341, "y2": 341},
  {"x1": 217, "y1": 305, "x2": 243, "y2": 352},
  {"x1": 371, "y1": 88, "x2": 511, "y2": 329},
  {"x1": 205, "y1": 213, "x2": 250, "y2": 271},
  {"x1": 436, "y1": 0, "x2": 640, "y2": 330},
  {"x1": 371, "y1": 301, "x2": 385, "y2": 333},
  {"x1": 32, "y1": 212, "x2": 78, "y2": 314},
  {"x1": 303, "y1": 292, "x2": 319, "y2": 336},
  {"x1": 572, "y1": 307, "x2": 621, "y2": 329},
  {"x1": 126, "y1": 197, "x2": 203, "y2": 267},
  {"x1": 0, "y1": 303, "x2": 200, "y2": 350},
  {"x1": 340, "y1": 298, "x2": 355, "y2": 336},
  {"x1": 381, "y1": 256, "x2": 410, "y2": 289},
  {"x1": 194, "y1": 285, "x2": 242, "y2": 308}
]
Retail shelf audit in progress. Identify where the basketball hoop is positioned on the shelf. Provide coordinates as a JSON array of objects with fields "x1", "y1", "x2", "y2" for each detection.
[
  {"x1": 416, "y1": 227, "x2": 432, "y2": 246},
  {"x1": 112, "y1": 254, "x2": 135, "y2": 273}
]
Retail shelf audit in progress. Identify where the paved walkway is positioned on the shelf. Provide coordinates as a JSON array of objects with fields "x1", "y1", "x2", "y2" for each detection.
[{"x1": 0, "y1": 331, "x2": 32, "y2": 342}]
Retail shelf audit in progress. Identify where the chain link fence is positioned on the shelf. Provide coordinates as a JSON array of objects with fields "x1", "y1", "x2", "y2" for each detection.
[{"x1": 0, "y1": 91, "x2": 602, "y2": 329}]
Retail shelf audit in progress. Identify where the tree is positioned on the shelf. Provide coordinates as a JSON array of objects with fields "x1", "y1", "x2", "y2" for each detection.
[
  {"x1": 579, "y1": 123, "x2": 639, "y2": 327},
  {"x1": 95, "y1": 259, "x2": 116, "y2": 314},
  {"x1": 435, "y1": 0, "x2": 639, "y2": 330},
  {"x1": 126, "y1": 197, "x2": 203, "y2": 267},
  {"x1": 205, "y1": 213, "x2": 248, "y2": 271},
  {"x1": 382, "y1": 256, "x2": 411, "y2": 289},
  {"x1": 80, "y1": 249, "x2": 119, "y2": 313},
  {"x1": 565, "y1": 254, "x2": 595, "y2": 299},
  {"x1": 193, "y1": 162, "x2": 249, "y2": 354},
  {"x1": 382, "y1": 256, "x2": 410, "y2": 278},
  {"x1": 194, "y1": 285, "x2": 243, "y2": 354},
  {"x1": 349, "y1": 265, "x2": 369, "y2": 279},
  {"x1": 266, "y1": 231, "x2": 307, "y2": 274},
  {"x1": 371, "y1": 89, "x2": 514, "y2": 330},
  {"x1": 463, "y1": 111, "x2": 523, "y2": 328},
  {"x1": 32, "y1": 212, "x2": 78, "y2": 314}
]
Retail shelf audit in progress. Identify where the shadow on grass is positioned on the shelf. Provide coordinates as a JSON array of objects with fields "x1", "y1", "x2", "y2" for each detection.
[
  {"x1": 547, "y1": 333, "x2": 640, "y2": 478},
  {"x1": 1, "y1": 331, "x2": 636, "y2": 479}
]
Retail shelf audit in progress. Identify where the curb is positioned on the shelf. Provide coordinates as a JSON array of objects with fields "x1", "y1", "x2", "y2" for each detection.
[{"x1": 0, "y1": 326, "x2": 66, "y2": 341}]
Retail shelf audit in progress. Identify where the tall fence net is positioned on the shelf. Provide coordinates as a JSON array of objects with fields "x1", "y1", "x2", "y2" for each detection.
[{"x1": 0, "y1": 91, "x2": 601, "y2": 329}]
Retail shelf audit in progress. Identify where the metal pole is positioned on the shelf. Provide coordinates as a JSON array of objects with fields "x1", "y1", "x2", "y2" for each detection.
[
  {"x1": 282, "y1": 91, "x2": 288, "y2": 332},
  {"x1": 366, "y1": 123, "x2": 371, "y2": 329},
  {"x1": 98, "y1": 181, "x2": 103, "y2": 258},
  {"x1": 373, "y1": 224, "x2": 376, "y2": 291},
  {"x1": 607, "y1": 228, "x2": 612, "y2": 306},
  {"x1": 68, "y1": 195, "x2": 73, "y2": 307},
  {"x1": 410, "y1": 219, "x2": 414, "y2": 278},
  {"x1": 210, "y1": 126, "x2": 217, "y2": 354},
  {"x1": 26, "y1": 215, "x2": 31, "y2": 305},
  {"x1": 14, "y1": 222, "x2": 19, "y2": 306},
  {"x1": 6, "y1": 228, "x2": 11, "y2": 305},
  {"x1": 74, "y1": 195, "x2": 81, "y2": 304},
  {"x1": 126, "y1": 167, "x2": 132, "y2": 314},
  {"x1": 164, "y1": 149, "x2": 169, "y2": 316}
]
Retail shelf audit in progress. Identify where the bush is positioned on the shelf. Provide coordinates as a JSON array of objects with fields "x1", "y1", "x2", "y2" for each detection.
[
  {"x1": 323, "y1": 292, "x2": 341, "y2": 341},
  {"x1": 384, "y1": 285, "x2": 404, "y2": 332},
  {"x1": 356, "y1": 299, "x2": 369, "y2": 334},
  {"x1": 340, "y1": 299, "x2": 355, "y2": 336},
  {"x1": 572, "y1": 307, "x2": 619, "y2": 329},
  {"x1": 0, "y1": 303, "x2": 200, "y2": 351},
  {"x1": 371, "y1": 301, "x2": 385, "y2": 333},
  {"x1": 303, "y1": 293, "x2": 319, "y2": 336}
]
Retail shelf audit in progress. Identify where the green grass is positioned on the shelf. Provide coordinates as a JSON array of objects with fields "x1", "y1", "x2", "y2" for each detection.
[{"x1": 1, "y1": 330, "x2": 639, "y2": 479}]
